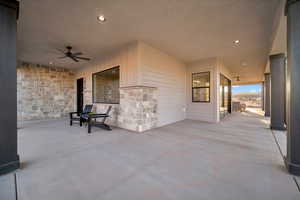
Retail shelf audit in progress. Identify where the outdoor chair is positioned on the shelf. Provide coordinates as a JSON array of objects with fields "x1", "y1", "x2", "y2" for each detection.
[
  {"x1": 69, "y1": 104, "x2": 93, "y2": 126},
  {"x1": 82, "y1": 106, "x2": 112, "y2": 133}
]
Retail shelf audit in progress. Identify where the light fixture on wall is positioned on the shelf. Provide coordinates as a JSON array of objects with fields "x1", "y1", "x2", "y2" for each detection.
[{"x1": 49, "y1": 61, "x2": 53, "y2": 65}]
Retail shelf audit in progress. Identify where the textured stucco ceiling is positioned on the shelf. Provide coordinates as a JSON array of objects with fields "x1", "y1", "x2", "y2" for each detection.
[
  {"x1": 264, "y1": 14, "x2": 287, "y2": 74},
  {"x1": 18, "y1": 0, "x2": 283, "y2": 84}
]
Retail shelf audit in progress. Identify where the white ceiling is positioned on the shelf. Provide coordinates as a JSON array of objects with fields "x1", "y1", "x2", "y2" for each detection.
[
  {"x1": 18, "y1": 0, "x2": 283, "y2": 84},
  {"x1": 263, "y1": 0, "x2": 287, "y2": 74},
  {"x1": 270, "y1": 12, "x2": 287, "y2": 56}
]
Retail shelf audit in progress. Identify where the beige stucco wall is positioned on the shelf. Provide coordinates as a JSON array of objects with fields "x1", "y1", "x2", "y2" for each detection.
[
  {"x1": 75, "y1": 41, "x2": 187, "y2": 128},
  {"x1": 76, "y1": 41, "x2": 139, "y2": 88},
  {"x1": 73, "y1": 41, "x2": 233, "y2": 129},
  {"x1": 186, "y1": 58, "x2": 219, "y2": 123},
  {"x1": 186, "y1": 58, "x2": 233, "y2": 123},
  {"x1": 217, "y1": 58, "x2": 233, "y2": 81},
  {"x1": 74, "y1": 41, "x2": 140, "y2": 126},
  {"x1": 138, "y1": 42, "x2": 187, "y2": 127}
]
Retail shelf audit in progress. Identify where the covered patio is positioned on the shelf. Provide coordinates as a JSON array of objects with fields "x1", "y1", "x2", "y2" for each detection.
[
  {"x1": 2, "y1": 0, "x2": 300, "y2": 199},
  {"x1": 1, "y1": 110, "x2": 299, "y2": 199}
]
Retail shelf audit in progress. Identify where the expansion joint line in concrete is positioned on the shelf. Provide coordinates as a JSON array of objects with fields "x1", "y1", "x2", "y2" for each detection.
[
  {"x1": 270, "y1": 129, "x2": 300, "y2": 192},
  {"x1": 14, "y1": 173, "x2": 18, "y2": 200}
]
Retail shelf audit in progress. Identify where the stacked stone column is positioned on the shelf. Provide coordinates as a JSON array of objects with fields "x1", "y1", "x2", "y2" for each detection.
[{"x1": 118, "y1": 86, "x2": 158, "y2": 132}]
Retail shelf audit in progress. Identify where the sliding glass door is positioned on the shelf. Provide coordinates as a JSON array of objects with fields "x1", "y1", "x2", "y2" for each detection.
[{"x1": 220, "y1": 74, "x2": 232, "y2": 119}]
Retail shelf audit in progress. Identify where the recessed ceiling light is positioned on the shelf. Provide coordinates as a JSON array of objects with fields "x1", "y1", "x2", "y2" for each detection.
[
  {"x1": 97, "y1": 15, "x2": 106, "y2": 22},
  {"x1": 234, "y1": 40, "x2": 240, "y2": 45}
]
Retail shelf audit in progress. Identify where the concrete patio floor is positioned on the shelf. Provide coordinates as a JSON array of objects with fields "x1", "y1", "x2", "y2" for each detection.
[{"x1": 1, "y1": 111, "x2": 300, "y2": 200}]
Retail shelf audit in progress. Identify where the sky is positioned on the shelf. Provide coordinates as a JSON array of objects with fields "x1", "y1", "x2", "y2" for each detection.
[{"x1": 232, "y1": 84, "x2": 261, "y2": 94}]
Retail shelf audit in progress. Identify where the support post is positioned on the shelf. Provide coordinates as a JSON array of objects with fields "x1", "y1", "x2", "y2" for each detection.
[
  {"x1": 264, "y1": 73, "x2": 271, "y2": 117},
  {"x1": 261, "y1": 81, "x2": 265, "y2": 111},
  {"x1": 270, "y1": 54, "x2": 286, "y2": 130},
  {"x1": 285, "y1": 0, "x2": 300, "y2": 176},
  {"x1": 0, "y1": 0, "x2": 20, "y2": 175}
]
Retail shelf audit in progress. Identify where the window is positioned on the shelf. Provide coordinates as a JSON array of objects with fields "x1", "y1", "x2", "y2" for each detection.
[
  {"x1": 93, "y1": 66, "x2": 120, "y2": 104},
  {"x1": 192, "y1": 72, "x2": 210, "y2": 102}
]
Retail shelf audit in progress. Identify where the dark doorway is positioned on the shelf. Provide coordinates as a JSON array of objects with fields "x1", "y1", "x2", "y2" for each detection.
[{"x1": 77, "y1": 78, "x2": 84, "y2": 114}]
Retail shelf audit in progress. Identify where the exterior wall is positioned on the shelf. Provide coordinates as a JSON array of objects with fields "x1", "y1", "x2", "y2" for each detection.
[
  {"x1": 73, "y1": 41, "x2": 233, "y2": 131},
  {"x1": 17, "y1": 41, "x2": 233, "y2": 131},
  {"x1": 217, "y1": 58, "x2": 233, "y2": 81},
  {"x1": 216, "y1": 58, "x2": 233, "y2": 121},
  {"x1": 75, "y1": 41, "x2": 140, "y2": 126},
  {"x1": 138, "y1": 42, "x2": 187, "y2": 126},
  {"x1": 118, "y1": 86, "x2": 158, "y2": 132},
  {"x1": 76, "y1": 41, "x2": 139, "y2": 88},
  {"x1": 17, "y1": 62, "x2": 75, "y2": 121},
  {"x1": 74, "y1": 41, "x2": 186, "y2": 130},
  {"x1": 186, "y1": 58, "x2": 219, "y2": 123},
  {"x1": 16, "y1": 41, "x2": 233, "y2": 130}
]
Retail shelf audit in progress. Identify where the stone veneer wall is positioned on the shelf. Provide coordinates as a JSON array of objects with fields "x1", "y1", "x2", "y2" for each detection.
[
  {"x1": 81, "y1": 80, "x2": 158, "y2": 132},
  {"x1": 81, "y1": 78, "x2": 120, "y2": 126},
  {"x1": 17, "y1": 62, "x2": 75, "y2": 121},
  {"x1": 118, "y1": 86, "x2": 158, "y2": 132}
]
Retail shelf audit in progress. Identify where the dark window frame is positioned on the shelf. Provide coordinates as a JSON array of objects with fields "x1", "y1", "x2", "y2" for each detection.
[
  {"x1": 219, "y1": 73, "x2": 232, "y2": 119},
  {"x1": 192, "y1": 71, "x2": 210, "y2": 103},
  {"x1": 92, "y1": 66, "x2": 120, "y2": 104}
]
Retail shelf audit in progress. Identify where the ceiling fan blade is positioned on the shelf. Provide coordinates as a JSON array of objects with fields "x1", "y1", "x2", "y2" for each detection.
[
  {"x1": 75, "y1": 56, "x2": 91, "y2": 61},
  {"x1": 72, "y1": 52, "x2": 83, "y2": 56},
  {"x1": 56, "y1": 48, "x2": 66, "y2": 54},
  {"x1": 69, "y1": 56, "x2": 79, "y2": 62},
  {"x1": 58, "y1": 56, "x2": 67, "y2": 59}
]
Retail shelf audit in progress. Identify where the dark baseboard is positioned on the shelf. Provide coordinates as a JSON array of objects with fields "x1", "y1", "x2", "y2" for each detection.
[
  {"x1": 0, "y1": 156, "x2": 20, "y2": 176},
  {"x1": 287, "y1": 161, "x2": 300, "y2": 176},
  {"x1": 270, "y1": 125, "x2": 287, "y2": 131}
]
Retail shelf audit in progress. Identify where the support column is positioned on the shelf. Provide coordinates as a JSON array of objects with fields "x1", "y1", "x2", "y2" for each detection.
[
  {"x1": 118, "y1": 86, "x2": 158, "y2": 132},
  {"x1": 286, "y1": 0, "x2": 300, "y2": 176},
  {"x1": 270, "y1": 54, "x2": 286, "y2": 130},
  {"x1": 0, "y1": 0, "x2": 20, "y2": 175},
  {"x1": 264, "y1": 73, "x2": 271, "y2": 117},
  {"x1": 261, "y1": 81, "x2": 265, "y2": 111}
]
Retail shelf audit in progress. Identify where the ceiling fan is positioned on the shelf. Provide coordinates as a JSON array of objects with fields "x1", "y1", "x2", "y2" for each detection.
[
  {"x1": 234, "y1": 76, "x2": 241, "y2": 81},
  {"x1": 58, "y1": 46, "x2": 91, "y2": 62}
]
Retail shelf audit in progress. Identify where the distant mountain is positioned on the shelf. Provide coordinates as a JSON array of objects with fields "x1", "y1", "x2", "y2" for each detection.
[{"x1": 233, "y1": 92, "x2": 260, "y2": 98}]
